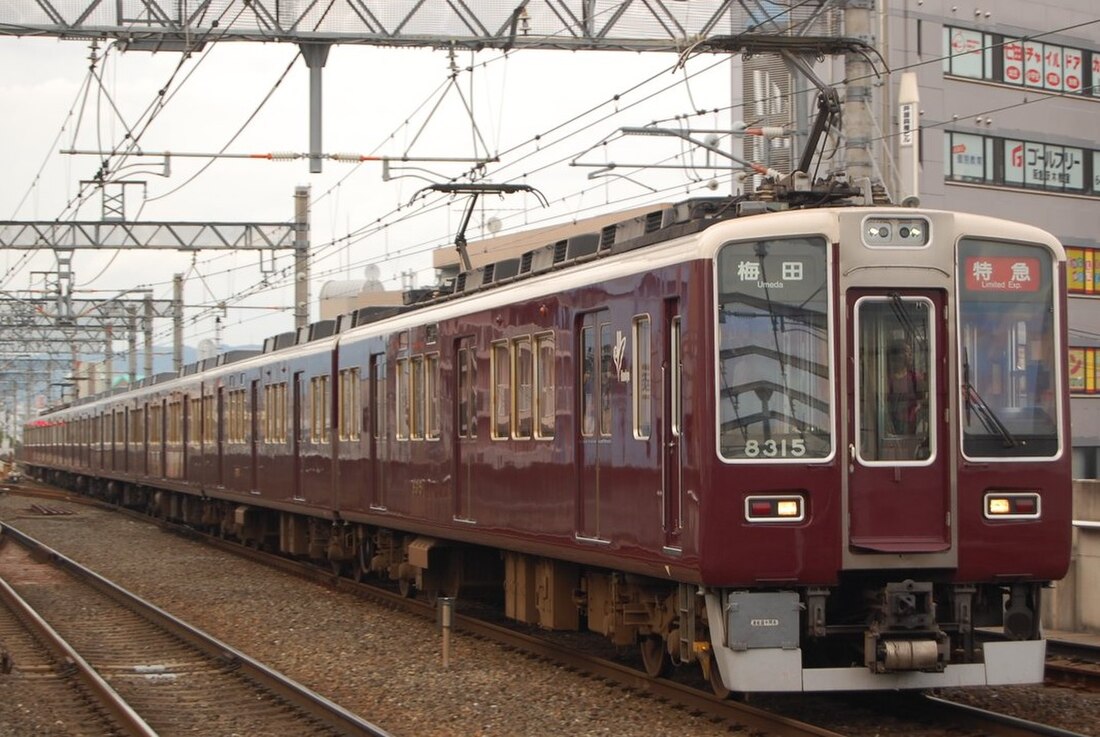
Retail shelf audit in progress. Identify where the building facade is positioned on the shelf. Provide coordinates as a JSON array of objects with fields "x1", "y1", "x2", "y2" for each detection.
[{"x1": 875, "y1": 0, "x2": 1100, "y2": 476}]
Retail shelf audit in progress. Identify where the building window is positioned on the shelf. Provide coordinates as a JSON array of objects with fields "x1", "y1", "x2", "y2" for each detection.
[
  {"x1": 945, "y1": 131, "x2": 1093, "y2": 196},
  {"x1": 943, "y1": 25, "x2": 1094, "y2": 96}
]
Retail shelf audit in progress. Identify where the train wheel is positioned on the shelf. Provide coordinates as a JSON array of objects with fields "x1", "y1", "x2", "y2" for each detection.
[
  {"x1": 704, "y1": 650, "x2": 731, "y2": 700},
  {"x1": 353, "y1": 532, "x2": 373, "y2": 583},
  {"x1": 398, "y1": 577, "x2": 417, "y2": 599},
  {"x1": 640, "y1": 635, "x2": 670, "y2": 678}
]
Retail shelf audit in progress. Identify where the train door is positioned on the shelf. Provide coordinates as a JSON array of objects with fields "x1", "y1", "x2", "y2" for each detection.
[
  {"x1": 660, "y1": 299, "x2": 684, "y2": 550},
  {"x1": 369, "y1": 353, "x2": 386, "y2": 510},
  {"x1": 293, "y1": 371, "x2": 304, "y2": 501},
  {"x1": 577, "y1": 311, "x2": 612, "y2": 541},
  {"x1": 216, "y1": 386, "x2": 225, "y2": 488},
  {"x1": 454, "y1": 337, "x2": 476, "y2": 521},
  {"x1": 250, "y1": 380, "x2": 259, "y2": 492},
  {"x1": 847, "y1": 291, "x2": 951, "y2": 553}
]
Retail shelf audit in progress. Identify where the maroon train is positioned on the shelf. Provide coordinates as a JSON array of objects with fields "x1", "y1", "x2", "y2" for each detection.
[{"x1": 20, "y1": 193, "x2": 1072, "y2": 693}]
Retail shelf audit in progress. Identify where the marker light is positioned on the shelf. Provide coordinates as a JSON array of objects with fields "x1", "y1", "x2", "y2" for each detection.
[
  {"x1": 984, "y1": 492, "x2": 1041, "y2": 520},
  {"x1": 745, "y1": 495, "x2": 805, "y2": 523}
]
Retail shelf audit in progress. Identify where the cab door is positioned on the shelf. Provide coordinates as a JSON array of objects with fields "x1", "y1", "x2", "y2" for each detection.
[{"x1": 846, "y1": 291, "x2": 950, "y2": 554}]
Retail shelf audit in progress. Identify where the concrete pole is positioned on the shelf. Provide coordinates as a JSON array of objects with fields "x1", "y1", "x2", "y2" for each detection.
[
  {"x1": 127, "y1": 308, "x2": 138, "y2": 386},
  {"x1": 294, "y1": 186, "x2": 311, "y2": 331},
  {"x1": 300, "y1": 44, "x2": 331, "y2": 174},
  {"x1": 105, "y1": 325, "x2": 114, "y2": 391},
  {"x1": 173, "y1": 273, "x2": 184, "y2": 373},
  {"x1": 843, "y1": 0, "x2": 875, "y2": 182},
  {"x1": 144, "y1": 295, "x2": 154, "y2": 379}
]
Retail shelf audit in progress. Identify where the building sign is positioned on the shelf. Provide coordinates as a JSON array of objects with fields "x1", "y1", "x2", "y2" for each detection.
[
  {"x1": 964, "y1": 256, "x2": 1041, "y2": 293},
  {"x1": 1003, "y1": 39, "x2": 1024, "y2": 83},
  {"x1": 1004, "y1": 140, "x2": 1083, "y2": 190},
  {"x1": 899, "y1": 102, "x2": 916, "y2": 147}
]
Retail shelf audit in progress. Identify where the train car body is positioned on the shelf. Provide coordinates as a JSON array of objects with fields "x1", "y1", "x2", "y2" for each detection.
[{"x1": 21, "y1": 197, "x2": 1071, "y2": 693}]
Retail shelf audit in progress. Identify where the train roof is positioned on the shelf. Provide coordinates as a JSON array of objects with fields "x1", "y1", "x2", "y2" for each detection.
[{"x1": 34, "y1": 173, "x2": 1065, "y2": 417}]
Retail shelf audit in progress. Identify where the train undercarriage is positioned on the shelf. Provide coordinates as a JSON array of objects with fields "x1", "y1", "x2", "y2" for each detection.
[{"x1": 40, "y1": 468, "x2": 1046, "y2": 695}]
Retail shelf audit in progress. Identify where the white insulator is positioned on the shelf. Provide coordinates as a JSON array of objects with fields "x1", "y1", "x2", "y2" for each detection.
[
  {"x1": 269, "y1": 151, "x2": 299, "y2": 161},
  {"x1": 731, "y1": 121, "x2": 748, "y2": 133},
  {"x1": 757, "y1": 126, "x2": 786, "y2": 138},
  {"x1": 330, "y1": 153, "x2": 362, "y2": 162}
]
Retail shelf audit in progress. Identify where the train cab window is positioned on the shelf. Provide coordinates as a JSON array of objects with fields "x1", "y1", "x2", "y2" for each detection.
[
  {"x1": 958, "y1": 238, "x2": 1059, "y2": 459},
  {"x1": 855, "y1": 297, "x2": 934, "y2": 463},
  {"x1": 716, "y1": 237, "x2": 832, "y2": 461},
  {"x1": 492, "y1": 341, "x2": 511, "y2": 439},
  {"x1": 633, "y1": 316, "x2": 652, "y2": 439},
  {"x1": 513, "y1": 336, "x2": 533, "y2": 439},
  {"x1": 536, "y1": 332, "x2": 556, "y2": 439}
]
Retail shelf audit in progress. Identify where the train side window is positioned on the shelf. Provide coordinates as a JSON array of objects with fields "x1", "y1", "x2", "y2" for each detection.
[
  {"x1": 204, "y1": 395, "x2": 216, "y2": 444},
  {"x1": 458, "y1": 345, "x2": 476, "y2": 439},
  {"x1": 372, "y1": 356, "x2": 386, "y2": 440},
  {"x1": 279, "y1": 382, "x2": 288, "y2": 442},
  {"x1": 535, "y1": 332, "x2": 555, "y2": 439},
  {"x1": 633, "y1": 316, "x2": 652, "y2": 439},
  {"x1": 411, "y1": 355, "x2": 425, "y2": 439},
  {"x1": 513, "y1": 336, "x2": 533, "y2": 439},
  {"x1": 133, "y1": 406, "x2": 145, "y2": 447},
  {"x1": 600, "y1": 322, "x2": 614, "y2": 437},
  {"x1": 396, "y1": 357, "x2": 410, "y2": 440},
  {"x1": 426, "y1": 353, "x2": 440, "y2": 440},
  {"x1": 492, "y1": 340, "x2": 511, "y2": 439},
  {"x1": 581, "y1": 327, "x2": 596, "y2": 436},
  {"x1": 339, "y1": 368, "x2": 361, "y2": 441},
  {"x1": 309, "y1": 376, "x2": 331, "y2": 443}
]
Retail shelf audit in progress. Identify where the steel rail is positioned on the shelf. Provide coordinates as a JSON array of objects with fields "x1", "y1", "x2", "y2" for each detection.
[
  {"x1": 0, "y1": 553, "x2": 158, "y2": 737},
  {"x1": 0, "y1": 521, "x2": 395, "y2": 737}
]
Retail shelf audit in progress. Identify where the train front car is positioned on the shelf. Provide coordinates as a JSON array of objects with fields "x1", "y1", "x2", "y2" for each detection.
[{"x1": 700, "y1": 208, "x2": 1070, "y2": 692}]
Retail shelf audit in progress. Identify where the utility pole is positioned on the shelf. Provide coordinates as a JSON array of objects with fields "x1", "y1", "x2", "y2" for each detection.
[
  {"x1": 843, "y1": 0, "x2": 875, "y2": 182},
  {"x1": 173, "y1": 274, "x2": 184, "y2": 373},
  {"x1": 294, "y1": 186, "x2": 311, "y2": 331}
]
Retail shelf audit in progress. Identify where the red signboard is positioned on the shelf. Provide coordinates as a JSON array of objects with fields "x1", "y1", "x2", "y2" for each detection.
[{"x1": 963, "y1": 256, "x2": 1041, "y2": 292}]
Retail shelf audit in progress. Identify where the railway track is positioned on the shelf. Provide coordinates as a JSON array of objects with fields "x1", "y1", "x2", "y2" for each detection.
[
  {"x1": 3, "y1": 482, "x2": 1097, "y2": 737},
  {"x1": 0, "y1": 521, "x2": 392, "y2": 737}
]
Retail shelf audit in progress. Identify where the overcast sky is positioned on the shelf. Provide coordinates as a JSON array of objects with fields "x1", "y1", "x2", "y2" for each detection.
[{"x1": 0, "y1": 36, "x2": 738, "y2": 354}]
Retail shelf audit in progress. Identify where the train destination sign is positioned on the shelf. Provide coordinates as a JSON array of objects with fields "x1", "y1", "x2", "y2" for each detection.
[{"x1": 964, "y1": 256, "x2": 1041, "y2": 292}]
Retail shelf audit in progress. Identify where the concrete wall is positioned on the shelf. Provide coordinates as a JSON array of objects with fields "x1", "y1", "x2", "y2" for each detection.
[{"x1": 1043, "y1": 480, "x2": 1100, "y2": 633}]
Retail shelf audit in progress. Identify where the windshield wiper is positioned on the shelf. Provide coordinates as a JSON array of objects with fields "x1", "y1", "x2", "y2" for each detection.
[{"x1": 962, "y1": 348, "x2": 1018, "y2": 448}]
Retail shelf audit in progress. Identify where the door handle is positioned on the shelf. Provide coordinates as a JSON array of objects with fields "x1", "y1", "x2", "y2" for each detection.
[{"x1": 849, "y1": 443, "x2": 856, "y2": 462}]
